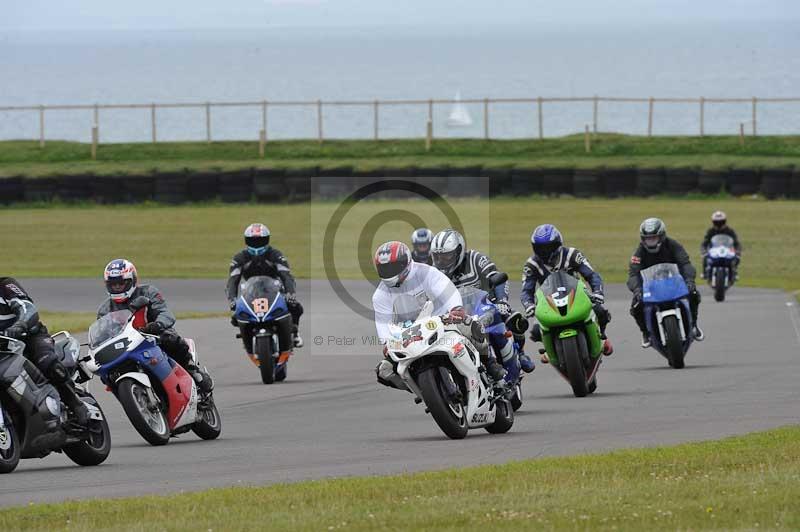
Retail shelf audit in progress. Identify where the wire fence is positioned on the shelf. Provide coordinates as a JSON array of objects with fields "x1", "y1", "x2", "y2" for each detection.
[{"x1": 2, "y1": 96, "x2": 799, "y2": 149}]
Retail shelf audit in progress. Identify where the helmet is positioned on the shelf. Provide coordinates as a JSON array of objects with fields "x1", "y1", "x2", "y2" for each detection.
[
  {"x1": 244, "y1": 223, "x2": 271, "y2": 255},
  {"x1": 639, "y1": 217, "x2": 667, "y2": 253},
  {"x1": 104, "y1": 259, "x2": 138, "y2": 304},
  {"x1": 410, "y1": 228, "x2": 433, "y2": 261},
  {"x1": 531, "y1": 224, "x2": 563, "y2": 266},
  {"x1": 374, "y1": 241, "x2": 413, "y2": 288},
  {"x1": 431, "y1": 229, "x2": 465, "y2": 276},
  {"x1": 711, "y1": 210, "x2": 727, "y2": 228}
]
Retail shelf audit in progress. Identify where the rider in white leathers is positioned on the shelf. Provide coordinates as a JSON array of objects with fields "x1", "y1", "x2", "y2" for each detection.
[{"x1": 372, "y1": 241, "x2": 506, "y2": 389}]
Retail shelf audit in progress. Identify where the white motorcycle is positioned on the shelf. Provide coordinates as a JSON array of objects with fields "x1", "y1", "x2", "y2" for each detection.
[{"x1": 386, "y1": 296, "x2": 514, "y2": 440}]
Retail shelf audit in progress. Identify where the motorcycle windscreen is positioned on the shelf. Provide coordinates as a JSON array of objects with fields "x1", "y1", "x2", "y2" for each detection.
[
  {"x1": 392, "y1": 294, "x2": 424, "y2": 326},
  {"x1": 641, "y1": 263, "x2": 689, "y2": 303},
  {"x1": 539, "y1": 271, "x2": 579, "y2": 298},
  {"x1": 710, "y1": 234, "x2": 735, "y2": 248},
  {"x1": 239, "y1": 276, "x2": 284, "y2": 318}
]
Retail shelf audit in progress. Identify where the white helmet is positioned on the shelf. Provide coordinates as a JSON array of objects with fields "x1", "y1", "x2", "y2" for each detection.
[
  {"x1": 431, "y1": 229, "x2": 466, "y2": 276},
  {"x1": 711, "y1": 211, "x2": 727, "y2": 228}
]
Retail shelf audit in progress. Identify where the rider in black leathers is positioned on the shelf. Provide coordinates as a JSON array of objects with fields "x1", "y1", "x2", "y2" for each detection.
[{"x1": 1, "y1": 277, "x2": 89, "y2": 424}]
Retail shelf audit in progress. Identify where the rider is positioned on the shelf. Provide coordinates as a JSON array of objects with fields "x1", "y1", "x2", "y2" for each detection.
[
  {"x1": 430, "y1": 229, "x2": 535, "y2": 375},
  {"x1": 0, "y1": 277, "x2": 90, "y2": 425},
  {"x1": 97, "y1": 259, "x2": 213, "y2": 392},
  {"x1": 372, "y1": 241, "x2": 506, "y2": 390},
  {"x1": 701, "y1": 211, "x2": 742, "y2": 280},
  {"x1": 521, "y1": 224, "x2": 613, "y2": 360},
  {"x1": 628, "y1": 218, "x2": 704, "y2": 348},
  {"x1": 226, "y1": 223, "x2": 304, "y2": 349},
  {"x1": 410, "y1": 228, "x2": 434, "y2": 265}
]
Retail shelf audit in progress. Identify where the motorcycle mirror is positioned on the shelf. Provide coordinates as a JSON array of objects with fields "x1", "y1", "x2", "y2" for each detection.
[
  {"x1": 128, "y1": 296, "x2": 148, "y2": 311},
  {"x1": 489, "y1": 272, "x2": 508, "y2": 287}
]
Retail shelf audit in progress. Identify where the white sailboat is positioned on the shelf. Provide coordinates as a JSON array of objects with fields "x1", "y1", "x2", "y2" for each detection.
[{"x1": 446, "y1": 91, "x2": 473, "y2": 128}]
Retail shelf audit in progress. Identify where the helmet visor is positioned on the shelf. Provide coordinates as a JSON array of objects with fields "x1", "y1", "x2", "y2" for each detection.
[
  {"x1": 533, "y1": 241, "x2": 560, "y2": 261},
  {"x1": 106, "y1": 278, "x2": 133, "y2": 296},
  {"x1": 432, "y1": 249, "x2": 459, "y2": 272},
  {"x1": 642, "y1": 235, "x2": 662, "y2": 250},
  {"x1": 414, "y1": 243, "x2": 430, "y2": 254},
  {"x1": 376, "y1": 257, "x2": 409, "y2": 280},
  {"x1": 712, "y1": 220, "x2": 725, "y2": 228},
  {"x1": 245, "y1": 235, "x2": 270, "y2": 250}
]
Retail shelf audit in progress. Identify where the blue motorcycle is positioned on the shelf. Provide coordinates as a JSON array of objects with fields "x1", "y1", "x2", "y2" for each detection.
[
  {"x1": 641, "y1": 263, "x2": 694, "y2": 369},
  {"x1": 233, "y1": 276, "x2": 291, "y2": 384},
  {"x1": 460, "y1": 285, "x2": 525, "y2": 411},
  {"x1": 706, "y1": 234, "x2": 737, "y2": 302}
]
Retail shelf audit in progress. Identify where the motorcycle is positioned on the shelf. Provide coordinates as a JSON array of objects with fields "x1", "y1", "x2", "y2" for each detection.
[
  {"x1": 530, "y1": 271, "x2": 604, "y2": 397},
  {"x1": 706, "y1": 234, "x2": 737, "y2": 302},
  {"x1": 0, "y1": 331, "x2": 110, "y2": 474},
  {"x1": 641, "y1": 263, "x2": 694, "y2": 369},
  {"x1": 459, "y1": 284, "x2": 525, "y2": 412},
  {"x1": 233, "y1": 275, "x2": 291, "y2": 384},
  {"x1": 85, "y1": 307, "x2": 221, "y2": 446},
  {"x1": 385, "y1": 293, "x2": 514, "y2": 440}
]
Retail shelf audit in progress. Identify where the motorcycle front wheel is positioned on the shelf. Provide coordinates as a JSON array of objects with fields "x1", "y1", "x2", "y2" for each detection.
[
  {"x1": 64, "y1": 398, "x2": 111, "y2": 466},
  {"x1": 561, "y1": 335, "x2": 589, "y2": 397},
  {"x1": 713, "y1": 268, "x2": 727, "y2": 302},
  {"x1": 117, "y1": 379, "x2": 170, "y2": 446},
  {"x1": 255, "y1": 336, "x2": 275, "y2": 384},
  {"x1": 192, "y1": 397, "x2": 222, "y2": 441},
  {"x1": 662, "y1": 315, "x2": 686, "y2": 369},
  {"x1": 418, "y1": 366, "x2": 468, "y2": 440},
  {"x1": 0, "y1": 408, "x2": 20, "y2": 474}
]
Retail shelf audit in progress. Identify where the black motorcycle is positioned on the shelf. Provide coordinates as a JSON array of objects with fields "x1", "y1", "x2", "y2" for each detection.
[{"x1": 0, "y1": 331, "x2": 111, "y2": 474}]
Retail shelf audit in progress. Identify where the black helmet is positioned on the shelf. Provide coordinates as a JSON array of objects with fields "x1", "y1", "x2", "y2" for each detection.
[
  {"x1": 640, "y1": 217, "x2": 666, "y2": 254},
  {"x1": 410, "y1": 228, "x2": 433, "y2": 262}
]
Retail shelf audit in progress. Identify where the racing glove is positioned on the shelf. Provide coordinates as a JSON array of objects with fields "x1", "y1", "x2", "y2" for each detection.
[
  {"x1": 285, "y1": 292, "x2": 297, "y2": 304},
  {"x1": 631, "y1": 290, "x2": 643, "y2": 308},
  {"x1": 441, "y1": 307, "x2": 466, "y2": 325},
  {"x1": 228, "y1": 300, "x2": 236, "y2": 311},
  {"x1": 590, "y1": 292, "x2": 605, "y2": 305},
  {"x1": 141, "y1": 322, "x2": 165, "y2": 335},
  {"x1": 524, "y1": 304, "x2": 536, "y2": 318},
  {"x1": 3, "y1": 324, "x2": 27, "y2": 340},
  {"x1": 495, "y1": 300, "x2": 512, "y2": 318}
]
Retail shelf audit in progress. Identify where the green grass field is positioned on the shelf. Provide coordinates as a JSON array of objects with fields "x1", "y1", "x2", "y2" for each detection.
[
  {"x1": 1, "y1": 135, "x2": 799, "y2": 176},
  {"x1": 1, "y1": 426, "x2": 797, "y2": 531},
  {"x1": 38, "y1": 311, "x2": 227, "y2": 333},
  {"x1": 3, "y1": 198, "x2": 798, "y2": 293}
]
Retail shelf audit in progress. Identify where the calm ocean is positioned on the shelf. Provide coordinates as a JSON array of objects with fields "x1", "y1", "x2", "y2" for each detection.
[{"x1": 1, "y1": 21, "x2": 798, "y2": 142}]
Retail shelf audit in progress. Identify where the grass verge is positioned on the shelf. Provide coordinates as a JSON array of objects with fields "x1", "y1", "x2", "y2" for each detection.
[
  {"x1": 1, "y1": 426, "x2": 798, "y2": 531},
  {"x1": 2, "y1": 198, "x2": 798, "y2": 293},
  {"x1": 1, "y1": 135, "x2": 799, "y2": 176},
  {"x1": 39, "y1": 311, "x2": 228, "y2": 333}
]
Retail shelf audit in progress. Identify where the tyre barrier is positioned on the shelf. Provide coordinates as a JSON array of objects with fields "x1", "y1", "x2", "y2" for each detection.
[
  {"x1": 0, "y1": 177, "x2": 25, "y2": 204},
  {"x1": 727, "y1": 168, "x2": 761, "y2": 196},
  {"x1": 154, "y1": 172, "x2": 190, "y2": 204},
  {"x1": 635, "y1": 167, "x2": 665, "y2": 197},
  {"x1": 603, "y1": 167, "x2": 637, "y2": 197},
  {"x1": 1, "y1": 166, "x2": 796, "y2": 204},
  {"x1": 219, "y1": 169, "x2": 254, "y2": 203},
  {"x1": 573, "y1": 168, "x2": 603, "y2": 197},
  {"x1": 510, "y1": 168, "x2": 543, "y2": 196},
  {"x1": 542, "y1": 168, "x2": 574, "y2": 196},
  {"x1": 760, "y1": 167, "x2": 793, "y2": 199},
  {"x1": 664, "y1": 167, "x2": 698, "y2": 195},
  {"x1": 698, "y1": 169, "x2": 727, "y2": 195}
]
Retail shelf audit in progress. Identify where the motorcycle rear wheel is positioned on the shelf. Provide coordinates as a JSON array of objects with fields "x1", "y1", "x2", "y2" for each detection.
[
  {"x1": 255, "y1": 336, "x2": 275, "y2": 384},
  {"x1": 561, "y1": 335, "x2": 589, "y2": 397},
  {"x1": 0, "y1": 408, "x2": 20, "y2": 474},
  {"x1": 418, "y1": 366, "x2": 468, "y2": 440},
  {"x1": 117, "y1": 379, "x2": 170, "y2": 446},
  {"x1": 662, "y1": 315, "x2": 686, "y2": 369},
  {"x1": 510, "y1": 381, "x2": 523, "y2": 411},
  {"x1": 192, "y1": 397, "x2": 222, "y2": 440},
  {"x1": 485, "y1": 399, "x2": 514, "y2": 434}
]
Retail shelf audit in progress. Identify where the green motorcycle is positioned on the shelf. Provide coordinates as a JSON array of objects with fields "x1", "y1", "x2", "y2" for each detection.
[{"x1": 530, "y1": 271, "x2": 604, "y2": 397}]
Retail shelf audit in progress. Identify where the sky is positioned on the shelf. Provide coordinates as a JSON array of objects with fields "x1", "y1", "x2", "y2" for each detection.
[{"x1": 2, "y1": 0, "x2": 798, "y2": 31}]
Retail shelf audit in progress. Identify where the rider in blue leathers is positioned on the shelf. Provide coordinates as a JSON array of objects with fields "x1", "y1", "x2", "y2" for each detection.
[
  {"x1": 521, "y1": 224, "x2": 614, "y2": 358},
  {"x1": 430, "y1": 229, "x2": 535, "y2": 377}
]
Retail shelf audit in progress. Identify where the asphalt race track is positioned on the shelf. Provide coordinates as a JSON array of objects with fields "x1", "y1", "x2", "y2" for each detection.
[{"x1": 3, "y1": 279, "x2": 799, "y2": 507}]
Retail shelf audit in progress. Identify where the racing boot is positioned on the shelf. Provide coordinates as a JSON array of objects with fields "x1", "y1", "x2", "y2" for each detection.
[
  {"x1": 602, "y1": 338, "x2": 614, "y2": 356},
  {"x1": 483, "y1": 356, "x2": 507, "y2": 382},
  {"x1": 187, "y1": 363, "x2": 214, "y2": 393},
  {"x1": 47, "y1": 361, "x2": 90, "y2": 426},
  {"x1": 693, "y1": 325, "x2": 705, "y2": 341},
  {"x1": 641, "y1": 331, "x2": 651, "y2": 349},
  {"x1": 375, "y1": 359, "x2": 407, "y2": 391},
  {"x1": 518, "y1": 352, "x2": 535, "y2": 372}
]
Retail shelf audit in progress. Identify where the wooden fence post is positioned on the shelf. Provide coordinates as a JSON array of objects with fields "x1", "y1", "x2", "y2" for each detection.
[
  {"x1": 39, "y1": 105, "x2": 45, "y2": 148},
  {"x1": 537, "y1": 97, "x2": 543, "y2": 140},
  {"x1": 373, "y1": 100, "x2": 379, "y2": 141},
  {"x1": 483, "y1": 98, "x2": 489, "y2": 140},
  {"x1": 259, "y1": 129, "x2": 266, "y2": 157},
  {"x1": 647, "y1": 97, "x2": 654, "y2": 137},
  {"x1": 93, "y1": 104, "x2": 99, "y2": 145},
  {"x1": 428, "y1": 99, "x2": 434, "y2": 135},
  {"x1": 699, "y1": 97, "x2": 705, "y2": 137},
  {"x1": 91, "y1": 126, "x2": 98, "y2": 160},
  {"x1": 752, "y1": 97, "x2": 757, "y2": 136},
  {"x1": 584, "y1": 124, "x2": 591, "y2": 153},
  {"x1": 151, "y1": 104, "x2": 157, "y2": 143},
  {"x1": 262, "y1": 100, "x2": 268, "y2": 142},
  {"x1": 425, "y1": 120, "x2": 432, "y2": 152},
  {"x1": 739, "y1": 123, "x2": 745, "y2": 146},
  {"x1": 317, "y1": 99, "x2": 323, "y2": 144},
  {"x1": 592, "y1": 95, "x2": 598, "y2": 134},
  {"x1": 205, "y1": 102, "x2": 211, "y2": 143}
]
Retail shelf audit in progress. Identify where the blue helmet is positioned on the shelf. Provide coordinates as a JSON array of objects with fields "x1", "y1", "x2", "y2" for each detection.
[{"x1": 531, "y1": 224, "x2": 563, "y2": 265}]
